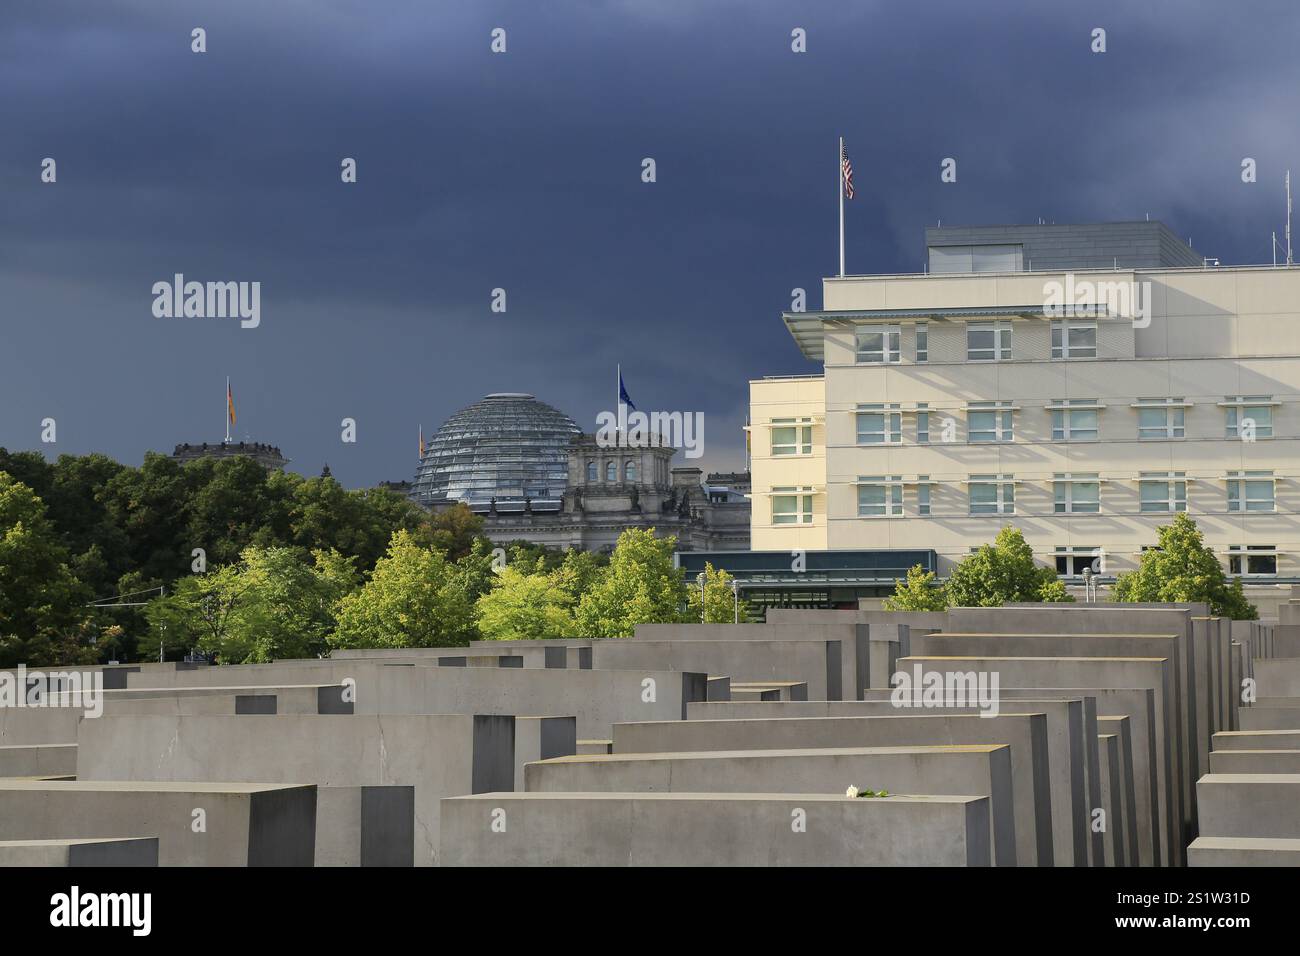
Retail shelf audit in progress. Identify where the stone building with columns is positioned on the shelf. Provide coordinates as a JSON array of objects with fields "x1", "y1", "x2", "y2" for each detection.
[{"x1": 413, "y1": 393, "x2": 748, "y2": 553}]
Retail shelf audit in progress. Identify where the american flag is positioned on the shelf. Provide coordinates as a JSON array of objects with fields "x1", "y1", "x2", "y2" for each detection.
[{"x1": 841, "y1": 142, "x2": 855, "y2": 200}]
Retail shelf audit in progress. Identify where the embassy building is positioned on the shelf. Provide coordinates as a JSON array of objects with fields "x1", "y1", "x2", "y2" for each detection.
[{"x1": 746, "y1": 221, "x2": 1300, "y2": 616}]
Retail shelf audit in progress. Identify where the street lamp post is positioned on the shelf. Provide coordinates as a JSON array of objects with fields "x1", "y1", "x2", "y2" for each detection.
[
  {"x1": 697, "y1": 572, "x2": 706, "y2": 623},
  {"x1": 731, "y1": 579, "x2": 741, "y2": 624}
]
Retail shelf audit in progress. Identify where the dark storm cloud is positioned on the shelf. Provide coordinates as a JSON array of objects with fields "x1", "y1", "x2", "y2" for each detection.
[{"x1": 3, "y1": 0, "x2": 1298, "y2": 483}]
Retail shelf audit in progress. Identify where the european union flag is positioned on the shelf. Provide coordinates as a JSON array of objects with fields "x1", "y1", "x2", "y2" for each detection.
[{"x1": 618, "y1": 369, "x2": 636, "y2": 411}]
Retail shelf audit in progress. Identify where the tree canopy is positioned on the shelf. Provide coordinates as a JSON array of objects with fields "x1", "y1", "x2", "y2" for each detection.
[
  {"x1": 1111, "y1": 513, "x2": 1257, "y2": 619},
  {"x1": 883, "y1": 527, "x2": 1073, "y2": 611},
  {"x1": 0, "y1": 451, "x2": 745, "y2": 665},
  {"x1": 573, "y1": 528, "x2": 687, "y2": 637}
]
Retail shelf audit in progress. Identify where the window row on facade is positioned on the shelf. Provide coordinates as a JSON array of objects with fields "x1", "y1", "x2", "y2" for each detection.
[
  {"x1": 766, "y1": 395, "x2": 1279, "y2": 452},
  {"x1": 767, "y1": 471, "x2": 1279, "y2": 523},
  {"x1": 585, "y1": 459, "x2": 640, "y2": 482},
  {"x1": 1045, "y1": 545, "x2": 1278, "y2": 577},
  {"x1": 855, "y1": 319, "x2": 1101, "y2": 364}
]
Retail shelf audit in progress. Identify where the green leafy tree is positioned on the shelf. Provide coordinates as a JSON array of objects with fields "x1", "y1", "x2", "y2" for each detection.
[
  {"x1": 98, "y1": 452, "x2": 195, "y2": 584},
  {"x1": 0, "y1": 472, "x2": 94, "y2": 667},
  {"x1": 883, "y1": 565, "x2": 949, "y2": 611},
  {"x1": 417, "y1": 503, "x2": 487, "y2": 561},
  {"x1": 944, "y1": 526, "x2": 1074, "y2": 607},
  {"x1": 553, "y1": 549, "x2": 606, "y2": 605},
  {"x1": 143, "y1": 564, "x2": 252, "y2": 660},
  {"x1": 288, "y1": 474, "x2": 424, "y2": 571},
  {"x1": 573, "y1": 528, "x2": 685, "y2": 638},
  {"x1": 330, "y1": 530, "x2": 475, "y2": 649},
  {"x1": 476, "y1": 565, "x2": 574, "y2": 640},
  {"x1": 684, "y1": 562, "x2": 751, "y2": 623},
  {"x1": 1111, "y1": 513, "x2": 1257, "y2": 620},
  {"x1": 223, "y1": 547, "x2": 359, "y2": 662}
]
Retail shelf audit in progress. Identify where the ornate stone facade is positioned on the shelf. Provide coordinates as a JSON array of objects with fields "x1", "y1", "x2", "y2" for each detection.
[{"x1": 430, "y1": 434, "x2": 749, "y2": 553}]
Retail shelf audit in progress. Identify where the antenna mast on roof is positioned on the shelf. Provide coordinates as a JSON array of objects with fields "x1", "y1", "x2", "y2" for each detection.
[{"x1": 1287, "y1": 170, "x2": 1294, "y2": 266}]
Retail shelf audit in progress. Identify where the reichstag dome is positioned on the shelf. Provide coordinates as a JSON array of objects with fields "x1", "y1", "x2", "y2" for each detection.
[{"x1": 411, "y1": 393, "x2": 582, "y2": 507}]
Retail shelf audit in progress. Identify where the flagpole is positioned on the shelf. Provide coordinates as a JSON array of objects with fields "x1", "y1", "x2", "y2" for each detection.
[
  {"x1": 838, "y1": 136, "x2": 845, "y2": 278},
  {"x1": 225, "y1": 377, "x2": 230, "y2": 444}
]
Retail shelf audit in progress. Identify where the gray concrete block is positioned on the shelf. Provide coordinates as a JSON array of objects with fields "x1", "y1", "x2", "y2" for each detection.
[
  {"x1": 367, "y1": 664, "x2": 708, "y2": 739},
  {"x1": 512, "y1": 716, "x2": 578, "y2": 791},
  {"x1": 76, "y1": 713, "x2": 509, "y2": 867},
  {"x1": 995, "y1": 688, "x2": 1160, "y2": 867},
  {"x1": 115, "y1": 660, "x2": 706, "y2": 739},
  {"x1": 1209, "y1": 749, "x2": 1300, "y2": 773},
  {"x1": 314, "y1": 785, "x2": 415, "y2": 866},
  {"x1": 634, "y1": 622, "x2": 869, "y2": 700},
  {"x1": 1099, "y1": 715, "x2": 1140, "y2": 867},
  {"x1": 1255, "y1": 659, "x2": 1300, "y2": 697},
  {"x1": 729, "y1": 681, "x2": 808, "y2": 701},
  {"x1": 592, "y1": 639, "x2": 843, "y2": 701},
  {"x1": 0, "y1": 837, "x2": 159, "y2": 866},
  {"x1": 1188, "y1": 836, "x2": 1300, "y2": 866},
  {"x1": 1098, "y1": 734, "x2": 1124, "y2": 866},
  {"x1": 688, "y1": 697, "x2": 1087, "y2": 867},
  {"x1": 525, "y1": 744, "x2": 1016, "y2": 866},
  {"x1": 0, "y1": 743, "x2": 77, "y2": 777},
  {"x1": 905, "y1": 632, "x2": 1185, "y2": 865},
  {"x1": 1213, "y1": 729, "x2": 1300, "y2": 750},
  {"x1": 0, "y1": 780, "x2": 315, "y2": 865},
  {"x1": 612, "y1": 712, "x2": 1052, "y2": 867},
  {"x1": 897, "y1": 654, "x2": 1180, "y2": 865},
  {"x1": 439, "y1": 792, "x2": 991, "y2": 866},
  {"x1": 1239, "y1": 707, "x2": 1300, "y2": 731},
  {"x1": 1197, "y1": 773, "x2": 1300, "y2": 839}
]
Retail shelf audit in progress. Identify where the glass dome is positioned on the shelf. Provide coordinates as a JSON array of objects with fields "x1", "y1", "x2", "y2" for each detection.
[{"x1": 412, "y1": 393, "x2": 581, "y2": 506}]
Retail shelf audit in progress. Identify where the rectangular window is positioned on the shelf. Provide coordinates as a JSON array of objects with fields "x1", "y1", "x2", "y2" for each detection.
[
  {"x1": 969, "y1": 475, "x2": 1015, "y2": 515},
  {"x1": 1051, "y1": 400, "x2": 1100, "y2": 441},
  {"x1": 915, "y1": 323, "x2": 929, "y2": 363},
  {"x1": 856, "y1": 404, "x2": 902, "y2": 445},
  {"x1": 770, "y1": 419, "x2": 812, "y2": 456},
  {"x1": 968, "y1": 402, "x2": 1014, "y2": 443},
  {"x1": 771, "y1": 487, "x2": 814, "y2": 525},
  {"x1": 1227, "y1": 472, "x2": 1275, "y2": 513},
  {"x1": 1138, "y1": 473, "x2": 1187, "y2": 513},
  {"x1": 966, "y1": 322, "x2": 1012, "y2": 361},
  {"x1": 1228, "y1": 546, "x2": 1278, "y2": 576},
  {"x1": 1054, "y1": 474, "x2": 1100, "y2": 514},
  {"x1": 1225, "y1": 397, "x2": 1274, "y2": 439},
  {"x1": 916, "y1": 404, "x2": 930, "y2": 444},
  {"x1": 1050, "y1": 321, "x2": 1098, "y2": 359},
  {"x1": 857, "y1": 477, "x2": 903, "y2": 517},
  {"x1": 856, "y1": 325, "x2": 901, "y2": 364},
  {"x1": 1055, "y1": 547, "x2": 1101, "y2": 577},
  {"x1": 1137, "y1": 401, "x2": 1185, "y2": 440},
  {"x1": 917, "y1": 478, "x2": 931, "y2": 516}
]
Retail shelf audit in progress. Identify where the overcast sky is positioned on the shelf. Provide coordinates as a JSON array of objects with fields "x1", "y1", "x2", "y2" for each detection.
[{"x1": 4, "y1": 0, "x2": 1299, "y2": 486}]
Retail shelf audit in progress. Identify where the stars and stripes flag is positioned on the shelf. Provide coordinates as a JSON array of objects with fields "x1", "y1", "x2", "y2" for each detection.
[{"x1": 841, "y1": 142, "x2": 855, "y2": 200}]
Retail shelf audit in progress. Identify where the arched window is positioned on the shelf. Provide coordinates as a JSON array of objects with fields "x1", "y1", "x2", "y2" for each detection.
[
  {"x1": 586, "y1": 460, "x2": 597, "y2": 482},
  {"x1": 625, "y1": 460, "x2": 638, "y2": 482},
  {"x1": 605, "y1": 460, "x2": 617, "y2": 482}
]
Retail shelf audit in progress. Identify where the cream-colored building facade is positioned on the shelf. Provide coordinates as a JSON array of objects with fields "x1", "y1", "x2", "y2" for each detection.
[{"x1": 751, "y1": 263, "x2": 1300, "y2": 599}]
